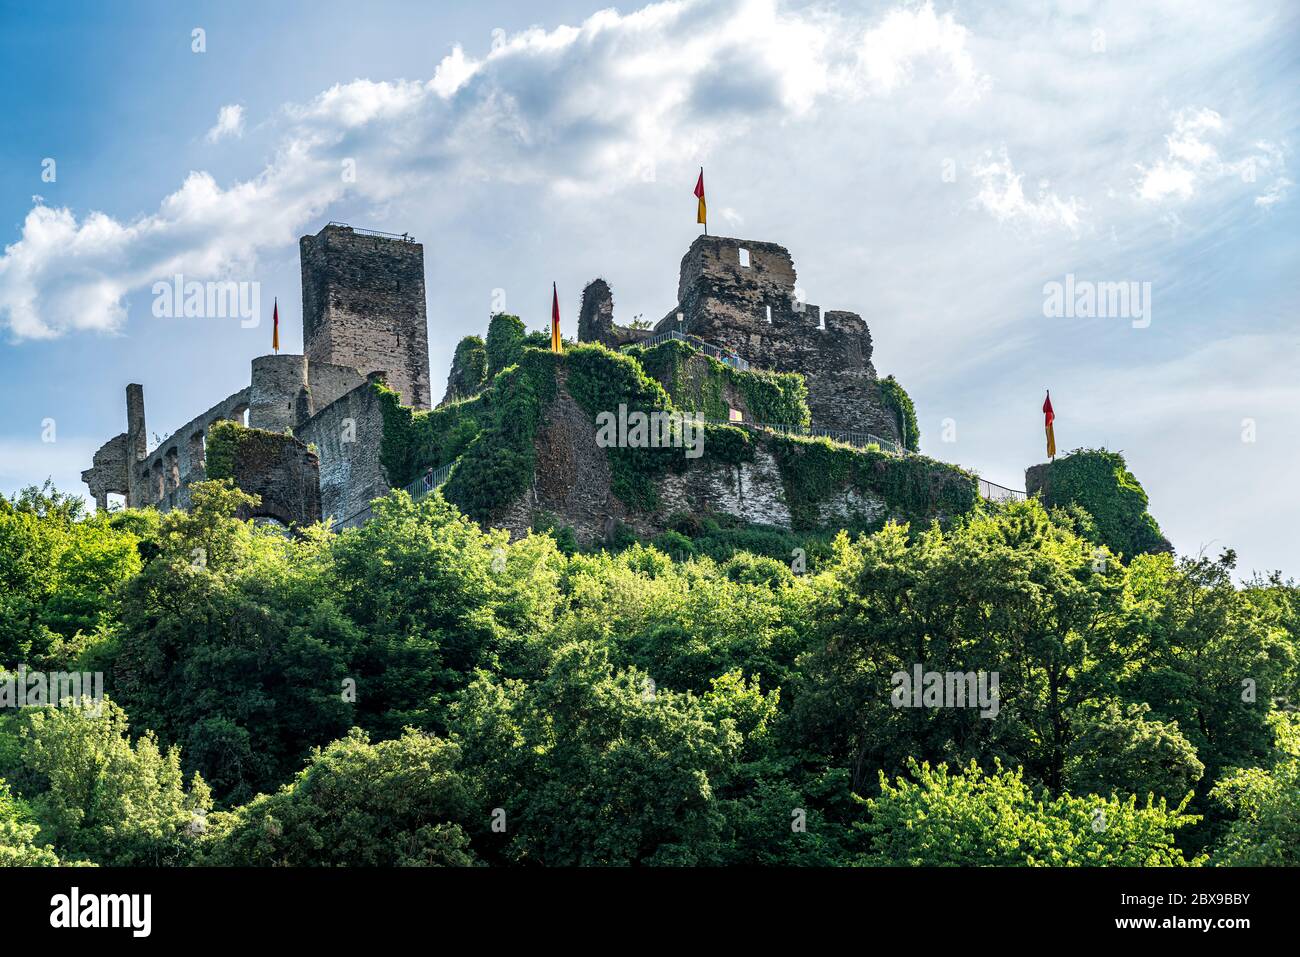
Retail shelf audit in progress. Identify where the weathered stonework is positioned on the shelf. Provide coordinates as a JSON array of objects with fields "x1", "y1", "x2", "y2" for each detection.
[
  {"x1": 577, "y1": 279, "x2": 642, "y2": 349},
  {"x1": 651, "y1": 236, "x2": 900, "y2": 442},
  {"x1": 493, "y1": 373, "x2": 890, "y2": 546},
  {"x1": 301, "y1": 224, "x2": 431, "y2": 409},
  {"x1": 214, "y1": 426, "x2": 322, "y2": 526},
  {"x1": 85, "y1": 225, "x2": 916, "y2": 539},
  {"x1": 296, "y1": 374, "x2": 391, "y2": 527}
]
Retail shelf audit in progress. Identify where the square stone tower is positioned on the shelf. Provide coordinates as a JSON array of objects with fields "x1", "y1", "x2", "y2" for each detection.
[{"x1": 299, "y1": 223, "x2": 432, "y2": 409}]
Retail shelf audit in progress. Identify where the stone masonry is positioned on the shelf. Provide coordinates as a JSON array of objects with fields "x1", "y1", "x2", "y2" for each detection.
[
  {"x1": 301, "y1": 224, "x2": 432, "y2": 410},
  {"x1": 649, "y1": 235, "x2": 900, "y2": 443}
]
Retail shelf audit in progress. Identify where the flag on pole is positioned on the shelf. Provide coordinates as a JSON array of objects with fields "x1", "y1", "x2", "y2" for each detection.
[
  {"x1": 1043, "y1": 390, "x2": 1056, "y2": 460},
  {"x1": 272, "y1": 298, "x2": 279, "y2": 353},
  {"x1": 551, "y1": 282, "x2": 562, "y2": 353},
  {"x1": 694, "y1": 168, "x2": 707, "y2": 233}
]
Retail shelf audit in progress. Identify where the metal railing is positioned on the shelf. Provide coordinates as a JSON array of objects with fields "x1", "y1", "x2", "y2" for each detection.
[
  {"x1": 977, "y1": 478, "x2": 1027, "y2": 503},
  {"x1": 624, "y1": 329, "x2": 750, "y2": 371},
  {"x1": 332, "y1": 459, "x2": 456, "y2": 530},
  {"x1": 325, "y1": 221, "x2": 416, "y2": 242}
]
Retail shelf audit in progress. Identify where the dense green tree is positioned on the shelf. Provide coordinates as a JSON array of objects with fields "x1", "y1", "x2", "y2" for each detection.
[
  {"x1": 451, "y1": 641, "x2": 757, "y2": 865},
  {"x1": 0, "y1": 482, "x2": 144, "y2": 667},
  {"x1": 100, "y1": 482, "x2": 355, "y2": 804},
  {"x1": 1210, "y1": 714, "x2": 1300, "y2": 865},
  {"x1": 1064, "y1": 701, "x2": 1204, "y2": 805},
  {"x1": 859, "y1": 759, "x2": 1202, "y2": 866},
  {"x1": 485, "y1": 312, "x2": 527, "y2": 377},
  {"x1": 0, "y1": 779, "x2": 68, "y2": 866},
  {"x1": 202, "y1": 728, "x2": 477, "y2": 866},
  {"x1": 16, "y1": 697, "x2": 209, "y2": 866}
]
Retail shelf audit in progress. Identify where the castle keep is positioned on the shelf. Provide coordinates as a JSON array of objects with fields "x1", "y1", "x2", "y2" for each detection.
[{"x1": 83, "y1": 226, "x2": 917, "y2": 536}]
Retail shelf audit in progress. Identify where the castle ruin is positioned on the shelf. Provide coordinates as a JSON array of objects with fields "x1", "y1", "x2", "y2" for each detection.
[{"x1": 83, "y1": 226, "x2": 905, "y2": 531}]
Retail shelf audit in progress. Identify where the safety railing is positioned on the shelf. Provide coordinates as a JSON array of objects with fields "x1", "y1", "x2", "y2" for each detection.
[
  {"x1": 325, "y1": 221, "x2": 416, "y2": 242},
  {"x1": 624, "y1": 329, "x2": 750, "y2": 371},
  {"x1": 333, "y1": 459, "x2": 456, "y2": 530}
]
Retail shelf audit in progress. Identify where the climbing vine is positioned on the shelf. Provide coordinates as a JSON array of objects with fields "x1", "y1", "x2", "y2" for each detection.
[
  {"x1": 772, "y1": 435, "x2": 977, "y2": 530},
  {"x1": 373, "y1": 383, "x2": 491, "y2": 489},
  {"x1": 626, "y1": 339, "x2": 810, "y2": 427},
  {"x1": 1030, "y1": 448, "x2": 1170, "y2": 559},
  {"x1": 879, "y1": 375, "x2": 920, "y2": 452},
  {"x1": 441, "y1": 348, "x2": 560, "y2": 522}
]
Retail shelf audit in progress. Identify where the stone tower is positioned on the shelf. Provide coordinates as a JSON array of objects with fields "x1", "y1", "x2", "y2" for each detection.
[
  {"x1": 299, "y1": 223, "x2": 432, "y2": 409},
  {"x1": 652, "y1": 235, "x2": 900, "y2": 442}
]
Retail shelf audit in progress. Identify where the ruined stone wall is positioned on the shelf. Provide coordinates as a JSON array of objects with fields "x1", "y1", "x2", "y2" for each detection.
[
  {"x1": 577, "y1": 279, "x2": 643, "y2": 349},
  {"x1": 652, "y1": 236, "x2": 900, "y2": 443},
  {"x1": 295, "y1": 376, "x2": 390, "y2": 527},
  {"x1": 300, "y1": 224, "x2": 431, "y2": 409},
  {"x1": 81, "y1": 383, "x2": 253, "y2": 513},
  {"x1": 216, "y1": 427, "x2": 322, "y2": 526},
  {"x1": 132, "y1": 388, "x2": 253, "y2": 512},
  {"x1": 306, "y1": 360, "x2": 368, "y2": 418},
  {"x1": 493, "y1": 381, "x2": 888, "y2": 546}
]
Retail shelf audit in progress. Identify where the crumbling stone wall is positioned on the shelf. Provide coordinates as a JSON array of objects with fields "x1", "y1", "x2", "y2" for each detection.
[
  {"x1": 81, "y1": 383, "x2": 255, "y2": 514},
  {"x1": 577, "y1": 279, "x2": 642, "y2": 349},
  {"x1": 207, "y1": 424, "x2": 322, "y2": 526},
  {"x1": 295, "y1": 374, "x2": 390, "y2": 527},
  {"x1": 300, "y1": 224, "x2": 432, "y2": 409},
  {"x1": 494, "y1": 382, "x2": 889, "y2": 546},
  {"x1": 652, "y1": 236, "x2": 900, "y2": 442}
]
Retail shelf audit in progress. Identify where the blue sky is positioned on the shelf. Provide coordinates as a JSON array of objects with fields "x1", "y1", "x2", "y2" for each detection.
[{"x1": 1, "y1": 0, "x2": 1297, "y2": 575}]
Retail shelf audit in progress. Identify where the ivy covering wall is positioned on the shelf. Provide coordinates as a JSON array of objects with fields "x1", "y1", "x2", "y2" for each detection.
[
  {"x1": 205, "y1": 420, "x2": 303, "y2": 483},
  {"x1": 373, "y1": 385, "x2": 491, "y2": 490},
  {"x1": 375, "y1": 338, "x2": 978, "y2": 531},
  {"x1": 626, "y1": 339, "x2": 811, "y2": 427},
  {"x1": 879, "y1": 375, "x2": 920, "y2": 452},
  {"x1": 1027, "y1": 448, "x2": 1171, "y2": 559},
  {"x1": 771, "y1": 435, "x2": 977, "y2": 530}
]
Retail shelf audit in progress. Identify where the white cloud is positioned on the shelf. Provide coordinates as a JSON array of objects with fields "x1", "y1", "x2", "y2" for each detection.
[
  {"x1": 0, "y1": 0, "x2": 987, "y2": 340},
  {"x1": 856, "y1": 1, "x2": 988, "y2": 101},
  {"x1": 1135, "y1": 107, "x2": 1289, "y2": 206},
  {"x1": 205, "y1": 103, "x2": 245, "y2": 143},
  {"x1": 970, "y1": 148, "x2": 1085, "y2": 234}
]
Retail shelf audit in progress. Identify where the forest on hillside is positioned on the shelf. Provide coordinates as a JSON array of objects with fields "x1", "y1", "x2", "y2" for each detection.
[{"x1": 1, "y1": 479, "x2": 1296, "y2": 867}]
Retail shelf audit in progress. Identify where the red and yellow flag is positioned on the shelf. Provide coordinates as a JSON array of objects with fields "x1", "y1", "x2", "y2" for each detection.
[
  {"x1": 551, "y1": 282, "x2": 562, "y2": 353},
  {"x1": 272, "y1": 297, "x2": 280, "y2": 353},
  {"x1": 694, "y1": 168, "x2": 707, "y2": 231},
  {"x1": 1043, "y1": 390, "x2": 1056, "y2": 460}
]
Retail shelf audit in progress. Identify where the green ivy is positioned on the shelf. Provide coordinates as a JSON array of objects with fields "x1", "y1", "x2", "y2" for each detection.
[
  {"x1": 564, "y1": 342, "x2": 684, "y2": 511},
  {"x1": 626, "y1": 339, "x2": 810, "y2": 427},
  {"x1": 485, "y1": 313, "x2": 527, "y2": 377},
  {"x1": 1029, "y1": 448, "x2": 1170, "y2": 559},
  {"x1": 446, "y1": 335, "x2": 488, "y2": 401},
  {"x1": 879, "y1": 375, "x2": 920, "y2": 452},
  {"x1": 204, "y1": 421, "x2": 240, "y2": 481},
  {"x1": 771, "y1": 434, "x2": 977, "y2": 531},
  {"x1": 442, "y1": 348, "x2": 560, "y2": 522},
  {"x1": 373, "y1": 384, "x2": 492, "y2": 489}
]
